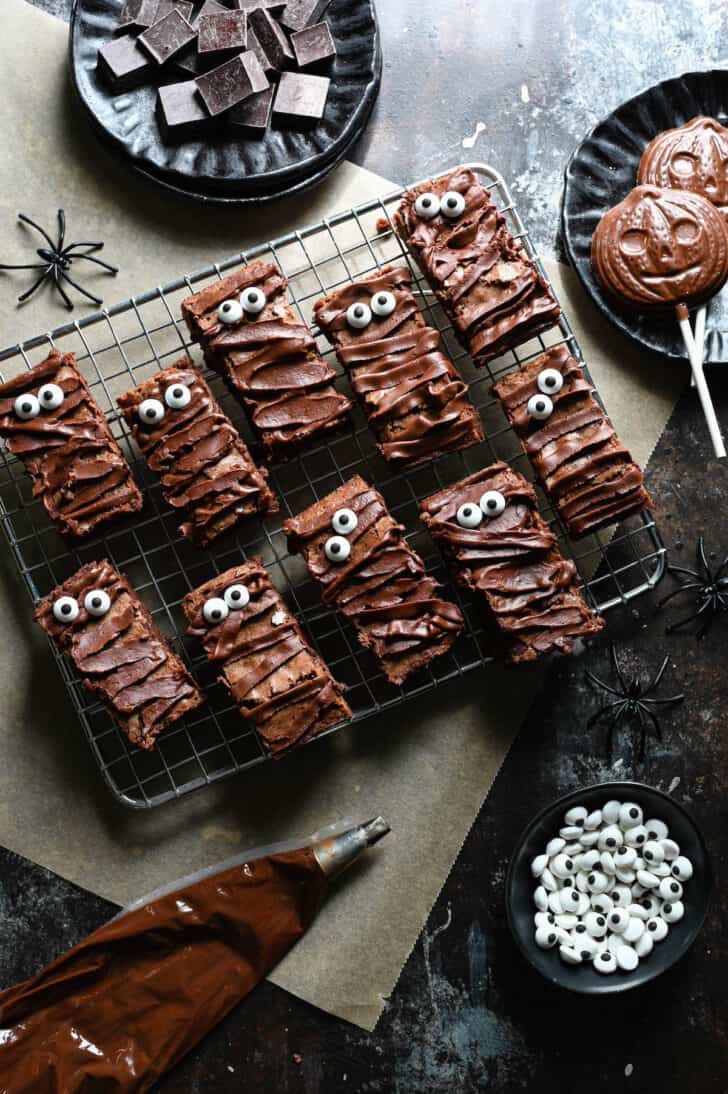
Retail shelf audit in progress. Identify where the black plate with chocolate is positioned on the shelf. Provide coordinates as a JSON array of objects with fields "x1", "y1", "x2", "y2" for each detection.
[
  {"x1": 562, "y1": 69, "x2": 728, "y2": 364},
  {"x1": 70, "y1": 0, "x2": 382, "y2": 205}
]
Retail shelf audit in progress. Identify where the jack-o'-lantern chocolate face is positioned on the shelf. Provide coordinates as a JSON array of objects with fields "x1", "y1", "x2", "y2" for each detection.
[
  {"x1": 591, "y1": 185, "x2": 728, "y2": 310},
  {"x1": 638, "y1": 116, "x2": 728, "y2": 213}
]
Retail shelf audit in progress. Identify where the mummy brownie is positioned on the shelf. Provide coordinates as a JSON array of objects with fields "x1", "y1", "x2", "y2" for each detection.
[
  {"x1": 0, "y1": 350, "x2": 142, "y2": 538},
  {"x1": 35, "y1": 559, "x2": 203, "y2": 750},
  {"x1": 313, "y1": 265, "x2": 483, "y2": 466},
  {"x1": 531, "y1": 797, "x2": 694, "y2": 973},
  {"x1": 183, "y1": 558, "x2": 351, "y2": 758},
  {"x1": 181, "y1": 261, "x2": 352, "y2": 460},
  {"x1": 117, "y1": 359, "x2": 277, "y2": 547},
  {"x1": 637, "y1": 117, "x2": 728, "y2": 215},
  {"x1": 283, "y1": 474, "x2": 464, "y2": 685}
]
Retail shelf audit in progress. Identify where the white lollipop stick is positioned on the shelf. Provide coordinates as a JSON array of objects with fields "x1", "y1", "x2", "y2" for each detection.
[
  {"x1": 676, "y1": 303, "x2": 725, "y2": 458},
  {"x1": 685, "y1": 304, "x2": 706, "y2": 389}
]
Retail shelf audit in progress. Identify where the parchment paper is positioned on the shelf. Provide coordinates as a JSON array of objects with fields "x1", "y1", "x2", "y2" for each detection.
[{"x1": 0, "y1": 0, "x2": 685, "y2": 1031}]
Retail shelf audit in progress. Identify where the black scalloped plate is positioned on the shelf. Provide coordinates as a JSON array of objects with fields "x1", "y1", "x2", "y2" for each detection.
[
  {"x1": 70, "y1": 0, "x2": 381, "y2": 205},
  {"x1": 562, "y1": 69, "x2": 728, "y2": 364}
]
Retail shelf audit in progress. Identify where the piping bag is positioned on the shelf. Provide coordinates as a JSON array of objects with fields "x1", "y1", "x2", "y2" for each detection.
[{"x1": 0, "y1": 816, "x2": 389, "y2": 1093}]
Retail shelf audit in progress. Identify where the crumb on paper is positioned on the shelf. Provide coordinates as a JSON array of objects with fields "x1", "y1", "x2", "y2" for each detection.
[{"x1": 520, "y1": 83, "x2": 530, "y2": 103}]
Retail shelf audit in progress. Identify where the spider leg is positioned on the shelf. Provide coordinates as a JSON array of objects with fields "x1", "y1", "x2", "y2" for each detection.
[
  {"x1": 665, "y1": 565, "x2": 701, "y2": 580},
  {"x1": 51, "y1": 267, "x2": 74, "y2": 310},
  {"x1": 58, "y1": 268, "x2": 103, "y2": 307},
  {"x1": 610, "y1": 643, "x2": 629, "y2": 693},
  {"x1": 56, "y1": 209, "x2": 66, "y2": 253},
  {"x1": 658, "y1": 582, "x2": 702, "y2": 608},
  {"x1": 584, "y1": 669, "x2": 622, "y2": 698},
  {"x1": 642, "y1": 655, "x2": 670, "y2": 697},
  {"x1": 605, "y1": 702, "x2": 628, "y2": 759},
  {"x1": 63, "y1": 241, "x2": 105, "y2": 253},
  {"x1": 17, "y1": 213, "x2": 57, "y2": 252},
  {"x1": 714, "y1": 555, "x2": 728, "y2": 581},
  {"x1": 69, "y1": 253, "x2": 119, "y2": 275},
  {"x1": 0, "y1": 261, "x2": 49, "y2": 270},
  {"x1": 666, "y1": 599, "x2": 711, "y2": 635},
  {"x1": 640, "y1": 703, "x2": 664, "y2": 745},
  {"x1": 640, "y1": 693, "x2": 685, "y2": 706},
  {"x1": 587, "y1": 698, "x2": 625, "y2": 730},
  {"x1": 17, "y1": 267, "x2": 52, "y2": 303},
  {"x1": 698, "y1": 536, "x2": 711, "y2": 580}
]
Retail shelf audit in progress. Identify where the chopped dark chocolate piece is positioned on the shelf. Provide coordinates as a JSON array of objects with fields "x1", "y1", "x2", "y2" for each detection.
[
  {"x1": 283, "y1": 475, "x2": 464, "y2": 685},
  {"x1": 116, "y1": 0, "x2": 159, "y2": 30},
  {"x1": 274, "y1": 70, "x2": 329, "y2": 123},
  {"x1": 35, "y1": 559, "x2": 204, "y2": 751},
  {"x1": 246, "y1": 25, "x2": 278, "y2": 74},
  {"x1": 280, "y1": 0, "x2": 330, "y2": 31},
  {"x1": 174, "y1": 41, "x2": 221, "y2": 76},
  {"x1": 235, "y1": 0, "x2": 286, "y2": 11},
  {"x1": 196, "y1": 0, "x2": 228, "y2": 16},
  {"x1": 97, "y1": 34, "x2": 154, "y2": 91},
  {"x1": 138, "y1": 8, "x2": 197, "y2": 65},
  {"x1": 198, "y1": 10, "x2": 247, "y2": 54},
  {"x1": 195, "y1": 50, "x2": 269, "y2": 115},
  {"x1": 157, "y1": 80, "x2": 210, "y2": 140},
  {"x1": 229, "y1": 84, "x2": 275, "y2": 134},
  {"x1": 420, "y1": 463, "x2": 604, "y2": 662},
  {"x1": 184, "y1": 558, "x2": 351, "y2": 757},
  {"x1": 314, "y1": 265, "x2": 484, "y2": 467},
  {"x1": 291, "y1": 20, "x2": 335, "y2": 67},
  {"x1": 153, "y1": 0, "x2": 194, "y2": 21},
  {"x1": 248, "y1": 7, "x2": 294, "y2": 69}
]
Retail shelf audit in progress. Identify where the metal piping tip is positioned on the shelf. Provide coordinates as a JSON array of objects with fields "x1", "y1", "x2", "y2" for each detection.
[
  {"x1": 361, "y1": 817, "x2": 390, "y2": 846},
  {"x1": 312, "y1": 817, "x2": 390, "y2": 878}
]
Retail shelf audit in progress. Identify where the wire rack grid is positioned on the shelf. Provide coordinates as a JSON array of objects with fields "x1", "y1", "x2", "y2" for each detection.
[{"x1": 0, "y1": 161, "x2": 665, "y2": 810}]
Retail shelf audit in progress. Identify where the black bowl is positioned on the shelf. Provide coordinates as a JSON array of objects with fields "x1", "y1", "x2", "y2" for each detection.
[{"x1": 505, "y1": 781, "x2": 712, "y2": 994}]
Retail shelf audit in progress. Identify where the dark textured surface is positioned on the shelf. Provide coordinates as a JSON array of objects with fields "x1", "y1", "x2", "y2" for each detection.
[{"x1": 5, "y1": 2, "x2": 728, "y2": 1091}]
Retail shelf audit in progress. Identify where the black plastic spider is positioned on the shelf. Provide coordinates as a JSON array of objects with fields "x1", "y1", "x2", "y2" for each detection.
[
  {"x1": 0, "y1": 209, "x2": 118, "y2": 310},
  {"x1": 658, "y1": 536, "x2": 728, "y2": 639},
  {"x1": 585, "y1": 644, "x2": 684, "y2": 761}
]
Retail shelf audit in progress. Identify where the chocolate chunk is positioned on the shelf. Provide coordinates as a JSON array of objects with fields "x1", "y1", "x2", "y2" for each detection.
[
  {"x1": 198, "y1": 10, "x2": 247, "y2": 54},
  {"x1": 195, "y1": 0, "x2": 228, "y2": 19},
  {"x1": 174, "y1": 42, "x2": 220, "y2": 76},
  {"x1": 195, "y1": 50, "x2": 269, "y2": 115},
  {"x1": 229, "y1": 84, "x2": 275, "y2": 135},
  {"x1": 274, "y1": 71, "x2": 329, "y2": 123},
  {"x1": 235, "y1": 0, "x2": 286, "y2": 11},
  {"x1": 248, "y1": 8, "x2": 294, "y2": 69},
  {"x1": 138, "y1": 9, "x2": 197, "y2": 65},
  {"x1": 246, "y1": 26, "x2": 278, "y2": 73},
  {"x1": 153, "y1": 0, "x2": 194, "y2": 20},
  {"x1": 115, "y1": 0, "x2": 159, "y2": 30},
  {"x1": 97, "y1": 34, "x2": 154, "y2": 91},
  {"x1": 291, "y1": 21, "x2": 335, "y2": 68},
  {"x1": 280, "y1": 0, "x2": 330, "y2": 32},
  {"x1": 157, "y1": 80, "x2": 209, "y2": 139}
]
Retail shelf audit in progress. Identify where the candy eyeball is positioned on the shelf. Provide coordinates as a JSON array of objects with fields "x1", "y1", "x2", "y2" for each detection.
[
  {"x1": 440, "y1": 190, "x2": 466, "y2": 219},
  {"x1": 624, "y1": 824, "x2": 647, "y2": 848},
  {"x1": 619, "y1": 802, "x2": 643, "y2": 829},
  {"x1": 370, "y1": 291, "x2": 396, "y2": 317},
  {"x1": 660, "y1": 900, "x2": 684, "y2": 924},
  {"x1": 551, "y1": 853, "x2": 575, "y2": 879},
  {"x1": 414, "y1": 192, "x2": 440, "y2": 219},
  {"x1": 202, "y1": 597, "x2": 229, "y2": 625},
  {"x1": 602, "y1": 800, "x2": 622, "y2": 825},
  {"x1": 671, "y1": 856, "x2": 693, "y2": 881},
  {"x1": 223, "y1": 584, "x2": 250, "y2": 611},
  {"x1": 84, "y1": 589, "x2": 111, "y2": 617},
  {"x1": 479, "y1": 490, "x2": 506, "y2": 518},
  {"x1": 537, "y1": 368, "x2": 563, "y2": 396},
  {"x1": 138, "y1": 398, "x2": 165, "y2": 426},
  {"x1": 645, "y1": 818, "x2": 668, "y2": 842},
  {"x1": 14, "y1": 393, "x2": 40, "y2": 420},
  {"x1": 527, "y1": 393, "x2": 553, "y2": 421},
  {"x1": 598, "y1": 824, "x2": 623, "y2": 851},
  {"x1": 608, "y1": 907, "x2": 629, "y2": 933},
  {"x1": 164, "y1": 383, "x2": 192, "y2": 410},
  {"x1": 456, "y1": 502, "x2": 483, "y2": 529},
  {"x1": 324, "y1": 535, "x2": 351, "y2": 563},
  {"x1": 346, "y1": 302, "x2": 372, "y2": 330},
  {"x1": 595, "y1": 950, "x2": 617, "y2": 974},
  {"x1": 331, "y1": 507, "x2": 358, "y2": 536},
  {"x1": 37, "y1": 383, "x2": 65, "y2": 411},
  {"x1": 52, "y1": 595, "x2": 80, "y2": 623},
  {"x1": 659, "y1": 877, "x2": 683, "y2": 902},
  {"x1": 241, "y1": 287, "x2": 266, "y2": 315},
  {"x1": 565, "y1": 806, "x2": 588, "y2": 826},
  {"x1": 646, "y1": 916, "x2": 669, "y2": 940},
  {"x1": 218, "y1": 298, "x2": 243, "y2": 325},
  {"x1": 642, "y1": 840, "x2": 665, "y2": 865}
]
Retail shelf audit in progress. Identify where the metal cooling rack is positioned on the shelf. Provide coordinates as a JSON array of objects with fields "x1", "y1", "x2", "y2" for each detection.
[{"x1": 0, "y1": 162, "x2": 665, "y2": 810}]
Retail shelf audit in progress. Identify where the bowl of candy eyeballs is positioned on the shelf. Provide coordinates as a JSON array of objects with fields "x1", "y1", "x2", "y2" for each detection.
[{"x1": 505, "y1": 782, "x2": 712, "y2": 993}]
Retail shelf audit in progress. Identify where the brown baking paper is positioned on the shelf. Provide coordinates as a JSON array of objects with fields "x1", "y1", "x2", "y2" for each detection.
[{"x1": 0, "y1": 0, "x2": 685, "y2": 1031}]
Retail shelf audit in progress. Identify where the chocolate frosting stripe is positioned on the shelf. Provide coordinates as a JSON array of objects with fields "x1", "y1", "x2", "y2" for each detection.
[
  {"x1": 0, "y1": 350, "x2": 142, "y2": 538},
  {"x1": 393, "y1": 167, "x2": 560, "y2": 364},
  {"x1": 117, "y1": 361, "x2": 277, "y2": 548},
  {"x1": 34, "y1": 559, "x2": 204, "y2": 750},
  {"x1": 491, "y1": 345, "x2": 651, "y2": 538},
  {"x1": 313, "y1": 265, "x2": 482, "y2": 466},
  {"x1": 181, "y1": 260, "x2": 352, "y2": 459},
  {"x1": 420, "y1": 463, "x2": 604, "y2": 663},
  {"x1": 283, "y1": 474, "x2": 464, "y2": 686},
  {"x1": 184, "y1": 559, "x2": 351, "y2": 758}
]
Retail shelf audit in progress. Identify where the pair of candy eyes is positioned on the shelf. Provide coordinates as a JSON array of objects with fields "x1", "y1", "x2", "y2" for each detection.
[
  {"x1": 346, "y1": 291, "x2": 397, "y2": 329},
  {"x1": 202, "y1": 583, "x2": 253, "y2": 624},
  {"x1": 324, "y1": 507, "x2": 357, "y2": 563},
  {"x1": 138, "y1": 383, "x2": 193, "y2": 425},
  {"x1": 414, "y1": 190, "x2": 466, "y2": 221},
  {"x1": 217, "y1": 287, "x2": 266, "y2": 325},
  {"x1": 14, "y1": 383, "x2": 65, "y2": 421},
  {"x1": 526, "y1": 368, "x2": 564, "y2": 421},
  {"x1": 52, "y1": 589, "x2": 111, "y2": 623},
  {"x1": 455, "y1": 491, "x2": 506, "y2": 529}
]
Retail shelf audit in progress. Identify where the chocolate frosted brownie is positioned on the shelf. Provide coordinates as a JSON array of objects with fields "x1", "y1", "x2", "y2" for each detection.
[
  {"x1": 283, "y1": 475, "x2": 464, "y2": 685},
  {"x1": 184, "y1": 558, "x2": 351, "y2": 757},
  {"x1": 181, "y1": 262, "x2": 352, "y2": 459},
  {"x1": 420, "y1": 463, "x2": 604, "y2": 662},
  {"x1": 393, "y1": 166, "x2": 560, "y2": 364},
  {"x1": 491, "y1": 345, "x2": 652, "y2": 538},
  {"x1": 35, "y1": 559, "x2": 203, "y2": 750},
  {"x1": 0, "y1": 350, "x2": 142, "y2": 538},
  {"x1": 313, "y1": 266, "x2": 483, "y2": 466},
  {"x1": 117, "y1": 359, "x2": 277, "y2": 547}
]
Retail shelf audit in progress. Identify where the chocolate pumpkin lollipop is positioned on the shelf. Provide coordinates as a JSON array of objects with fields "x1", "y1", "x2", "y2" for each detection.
[{"x1": 637, "y1": 116, "x2": 728, "y2": 214}]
